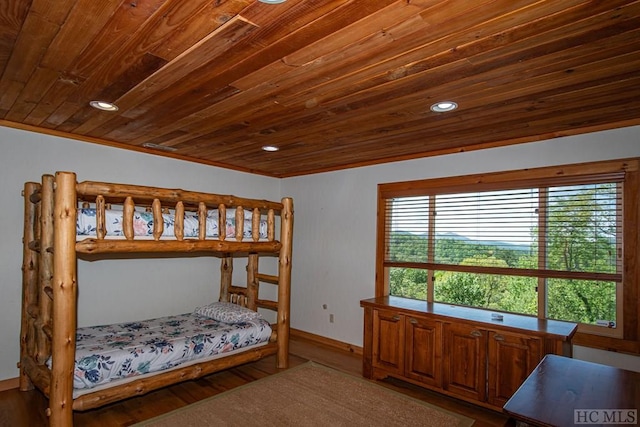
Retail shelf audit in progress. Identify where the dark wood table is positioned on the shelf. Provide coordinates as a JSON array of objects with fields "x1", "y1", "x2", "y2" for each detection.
[{"x1": 503, "y1": 354, "x2": 640, "y2": 427}]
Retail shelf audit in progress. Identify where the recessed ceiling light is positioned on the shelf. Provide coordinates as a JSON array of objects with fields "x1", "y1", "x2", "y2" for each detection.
[
  {"x1": 259, "y1": 0, "x2": 286, "y2": 3},
  {"x1": 262, "y1": 145, "x2": 279, "y2": 152},
  {"x1": 430, "y1": 101, "x2": 458, "y2": 113},
  {"x1": 89, "y1": 100, "x2": 119, "y2": 111}
]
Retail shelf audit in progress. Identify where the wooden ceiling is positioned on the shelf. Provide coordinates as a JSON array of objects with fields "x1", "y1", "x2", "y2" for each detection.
[{"x1": 1, "y1": 0, "x2": 639, "y2": 177}]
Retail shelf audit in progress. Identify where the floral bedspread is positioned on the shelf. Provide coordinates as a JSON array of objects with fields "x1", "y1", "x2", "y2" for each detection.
[
  {"x1": 47, "y1": 313, "x2": 272, "y2": 390},
  {"x1": 76, "y1": 208, "x2": 268, "y2": 239}
]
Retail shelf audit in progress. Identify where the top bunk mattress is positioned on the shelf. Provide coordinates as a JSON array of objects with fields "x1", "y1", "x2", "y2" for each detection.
[
  {"x1": 50, "y1": 311, "x2": 272, "y2": 392},
  {"x1": 76, "y1": 208, "x2": 268, "y2": 240}
]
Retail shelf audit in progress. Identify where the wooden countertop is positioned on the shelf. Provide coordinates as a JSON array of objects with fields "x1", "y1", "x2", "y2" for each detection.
[{"x1": 361, "y1": 296, "x2": 577, "y2": 339}]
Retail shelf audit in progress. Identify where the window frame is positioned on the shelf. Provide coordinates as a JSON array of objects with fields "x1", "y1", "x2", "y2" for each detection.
[{"x1": 376, "y1": 158, "x2": 640, "y2": 352}]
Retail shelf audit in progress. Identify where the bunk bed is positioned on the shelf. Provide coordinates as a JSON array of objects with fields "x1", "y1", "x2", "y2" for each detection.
[{"x1": 19, "y1": 172, "x2": 294, "y2": 427}]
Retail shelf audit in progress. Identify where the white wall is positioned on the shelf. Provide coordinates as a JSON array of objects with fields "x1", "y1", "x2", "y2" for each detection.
[
  {"x1": 574, "y1": 345, "x2": 640, "y2": 372},
  {"x1": 2, "y1": 125, "x2": 640, "y2": 382},
  {"x1": 0, "y1": 126, "x2": 281, "y2": 381},
  {"x1": 282, "y1": 125, "x2": 640, "y2": 372}
]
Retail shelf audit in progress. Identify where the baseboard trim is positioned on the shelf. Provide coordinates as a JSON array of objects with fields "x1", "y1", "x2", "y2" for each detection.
[
  {"x1": 291, "y1": 328, "x2": 363, "y2": 356},
  {"x1": 0, "y1": 377, "x2": 19, "y2": 392}
]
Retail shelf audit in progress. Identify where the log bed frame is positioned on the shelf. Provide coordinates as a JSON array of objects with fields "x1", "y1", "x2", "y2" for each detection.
[{"x1": 20, "y1": 172, "x2": 294, "y2": 426}]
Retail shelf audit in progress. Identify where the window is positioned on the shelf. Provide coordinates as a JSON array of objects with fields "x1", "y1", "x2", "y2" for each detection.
[{"x1": 377, "y1": 159, "x2": 640, "y2": 342}]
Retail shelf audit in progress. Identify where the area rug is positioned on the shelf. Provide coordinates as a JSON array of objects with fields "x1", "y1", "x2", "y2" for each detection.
[{"x1": 134, "y1": 361, "x2": 474, "y2": 426}]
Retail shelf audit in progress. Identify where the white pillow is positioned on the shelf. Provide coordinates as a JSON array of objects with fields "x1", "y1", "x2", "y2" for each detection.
[{"x1": 194, "y1": 301, "x2": 262, "y2": 323}]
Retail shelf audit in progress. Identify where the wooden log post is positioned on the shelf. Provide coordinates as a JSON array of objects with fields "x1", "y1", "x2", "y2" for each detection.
[
  {"x1": 218, "y1": 204, "x2": 226, "y2": 241},
  {"x1": 175, "y1": 202, "x2": 184, "y2": 241},
  {"x1": 235, "y1": 206, "x2": 244, "y2": 241},
  {"x1": 75, "y1": 181, "x2": 282, "y2": 212},
  {"x1": 123, "y1": 197, "x2": 135, "y2": 240},
  {"x1": 30, "y1": 195, "x2": 42, "y2": 358},
  {"x1": 75, "y1": 239, "x2": 281, "y2": 254},
  {"x1": 96, "y1": 195, "x2": 106, "y2": 239},
  {"x1": 20, "y1": 182, "x2": 40, "y2": 391},
  {"x1": 247, "y1": 254, "x2": 259, "y2": 311},
  {"x1": 198, "y1": 202, "x2": 207, "y2": 240},
  {"x1": 220, "y1": 257, "x2": 232, "y2": 303},
  {"x1": 267, "y1": 209, "x2": 275, "y2": 242},
  {"x1": 251, "y1": 208, "x2": 260, "y2": 242},
  {"x1": 152, "y1": 199, "x2": 163, "y2": 240},
  {"x1": 277, "y1": 197, "x2": 294, "y2": 369},
  {"x1": 36, "y1": 175, "x2": 54, "y2": 364},
  {"x1": 50, "y1": 172, "x2": 78, "y2": 427}
]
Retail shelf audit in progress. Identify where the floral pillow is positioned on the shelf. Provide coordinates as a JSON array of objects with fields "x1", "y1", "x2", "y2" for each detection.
[{"x1": 194, "y1": 301, "x2": 262, "y2": 323}]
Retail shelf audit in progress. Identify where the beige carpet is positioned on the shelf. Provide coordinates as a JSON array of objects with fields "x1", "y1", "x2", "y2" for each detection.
[{"x1": 134, "y1": 362, "x2": 474, "y2": 426}]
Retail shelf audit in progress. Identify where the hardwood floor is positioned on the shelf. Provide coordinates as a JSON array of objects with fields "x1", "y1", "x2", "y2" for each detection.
[{"x1": 0, "y1": 336, "x2": 511, "y2": 426}]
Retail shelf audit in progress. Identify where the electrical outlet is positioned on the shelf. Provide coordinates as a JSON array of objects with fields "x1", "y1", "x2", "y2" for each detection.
[{"x1": 329, "y1": 314, "x2": 334, "y2": 323}]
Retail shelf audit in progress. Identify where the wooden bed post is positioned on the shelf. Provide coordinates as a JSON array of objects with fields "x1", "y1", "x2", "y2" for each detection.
[
  {"x1": 50, "y1": 172, "x2": 78, "y2": 427},
  {"x1": 246, "y1": 254, "x2": 259, "y2": 311},
  {"x1": 20, "y1": 182, "x2": 40, "y2": 391},
  {"x1": 37, "y1": 175, "x2": 54, "y2": 364},
  {"x1": 277, "y1": 197, "x2": 294, "y2": 368},
  {"x1": 220, "y1": 256, "x2": 232, "y2": 302}
]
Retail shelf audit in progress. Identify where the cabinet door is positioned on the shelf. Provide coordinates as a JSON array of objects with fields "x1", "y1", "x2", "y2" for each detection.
[
  {"x1": 405, "y1": 316, "x2": 442, "y2": 387},
  {"x1": 372, "y1": 310, "x2": 404, "y2": 374},
  {"x1": 487, "y1": 331, "x2": 542, "y2": 407},
  {"x1": 443, "y1": 323, "x2": 487, "y2": 402}
]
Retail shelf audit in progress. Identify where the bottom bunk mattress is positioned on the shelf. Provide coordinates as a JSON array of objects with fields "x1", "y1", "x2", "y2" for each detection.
[{"x1": 47, "y1": 309, "x2": 272, "y2": 393}]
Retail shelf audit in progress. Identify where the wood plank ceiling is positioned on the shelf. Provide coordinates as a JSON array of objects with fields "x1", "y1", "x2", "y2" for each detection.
[{"x1": 1, "y1": 0, "x2": 639, "y2": 177}]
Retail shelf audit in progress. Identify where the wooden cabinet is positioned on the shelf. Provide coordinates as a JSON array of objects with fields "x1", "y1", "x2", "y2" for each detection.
[
  {"x1": 371, "y1": 310, "x2": 443, "y2": 387},
  {"x1": 372, "y1": 309, "x2": 404, "y2": 374},
  {"x1": 443, "y1": 323, "x2": 487, "y2": 402},
  {"x1": 405, "y1": 315, "x2": 442, "y2": 387},
  {"x1": 361, "y1": 296, "x2": 577, "y2": 411},
  {"x1": 487, "y1": 330, "x2": 542, "y2": 407}
]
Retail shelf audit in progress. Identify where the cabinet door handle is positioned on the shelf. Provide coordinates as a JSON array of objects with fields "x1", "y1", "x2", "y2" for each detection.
[
  {"x1": 409, "y1": 318, "x2": 418, "y2": 324},
  {"x1": 494, "y1": 334, "x2": 505, "y2": 341},
  {"x1": 470, "y1": 330, "x2": 483, "y2": 337},
  {"x1": 392, "y1": 315, "x2": 400, "y2": 321}
]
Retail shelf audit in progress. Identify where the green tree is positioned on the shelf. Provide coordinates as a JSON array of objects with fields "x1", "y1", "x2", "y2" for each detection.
[
  {"x1": 434, "y1": 259, "x2": 537, "y2": 315},
  {"x1": 388, "y1": 184, "x2": 618, "y2": 325},
  {"x1": 388, "y1": 232, "x2": 428, "y2": 262},
  {"x1": 547, "y1": 279, "x2": 616, "y2": 323},
  {"x1": 389, "y1": 267, "x2": 427, "y2": 300},
  {"x1": 541, "y1": 185, "x2": 618, "y2": 323}
]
